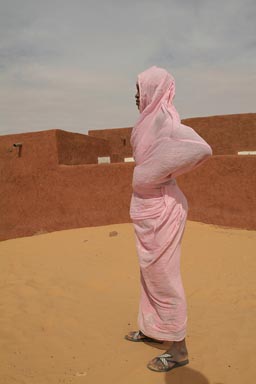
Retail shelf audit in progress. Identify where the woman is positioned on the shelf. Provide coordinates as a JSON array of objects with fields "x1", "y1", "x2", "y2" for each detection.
[{"x1": 125, "y1": 66, "x2": 212, "y2": 372}]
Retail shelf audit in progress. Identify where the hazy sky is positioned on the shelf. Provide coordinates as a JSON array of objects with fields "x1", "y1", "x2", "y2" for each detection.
[{"x1": 0, "y1": 0, "x2": 255, "y2": 135}]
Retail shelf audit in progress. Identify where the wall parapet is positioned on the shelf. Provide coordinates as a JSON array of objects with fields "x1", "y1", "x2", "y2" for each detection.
[
  {"x1": 1, "y1": 113, "x2": 255, "y2": 240},
  {"x1": 1, "y1": 155, "x2": 255, "y2": 241}
]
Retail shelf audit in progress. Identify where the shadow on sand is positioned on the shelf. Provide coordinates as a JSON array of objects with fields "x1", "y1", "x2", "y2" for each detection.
[
  {"x1": 142, "y1": 342, "x2": 211, "y2": 384},
  {"x1": 165, "y1": 366, "x2": 210, "y2": 384}
]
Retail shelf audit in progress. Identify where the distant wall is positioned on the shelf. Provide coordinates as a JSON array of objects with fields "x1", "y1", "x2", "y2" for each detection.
[
  {"x1": 56, "y1": 130, "x2": 110, "y2": 165},
  {"x1": 0, "y1": 129, "x2": 112, "y2": 178},
  {"x1": 0, "y1": 130, "x2": 58, "y2": 177},
  {"x1": 182, "y1": 113, "x2": 256, "y2": 155},
  {"x1": 88, "y1": 127, "x2": 133, "y2": 161},
  {"x1": 88, "y1": 113, "x2": 256, "y2": 157}
]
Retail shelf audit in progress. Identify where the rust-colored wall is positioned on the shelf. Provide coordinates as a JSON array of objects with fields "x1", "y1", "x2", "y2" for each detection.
[
  {"x1": 88, "y1": 127, "x2": 133, "y2": 161},
  {"x1": 178, "y1": 156, "x2": 256, "y2": 230},
  {"x1": 0, "y1": 130, "x2": 58, "y2": 178},
  {"x1": 1, "y1": 155, "x2": 255, "y2": 241},
  {"x1": 1, "y1": 114, "x2": 256, "y2": 241},
  {"x1": 56, "y1": 130, "x2": 110, "y2": 165},
  {"x1": 182, "y1": 113, "x2": 256, "y2": 155},
  {"x1": 88, "y1": 113, "x2": 256, "y2": 157},
  {"x1": 0, "y1": 162, "x2": 134, "y2": 241}
]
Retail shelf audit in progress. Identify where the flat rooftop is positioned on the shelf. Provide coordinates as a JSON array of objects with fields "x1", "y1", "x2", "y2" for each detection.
[{"x1": 0, "y1": 221, "x2": 255, "y2": 383}]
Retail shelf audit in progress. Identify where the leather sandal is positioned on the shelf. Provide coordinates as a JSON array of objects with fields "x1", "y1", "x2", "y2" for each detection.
[
  {"x1": 125, "y1": 330, "x2": 163, "y2": 343},
  {"x1": 147, "y1": 352, "x2": 189, "y2": 372}
]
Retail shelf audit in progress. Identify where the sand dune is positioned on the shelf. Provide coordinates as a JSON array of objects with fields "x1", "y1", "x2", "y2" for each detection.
[{"x1": 0, "y1": 221, "x2": 255, "y2": 384}]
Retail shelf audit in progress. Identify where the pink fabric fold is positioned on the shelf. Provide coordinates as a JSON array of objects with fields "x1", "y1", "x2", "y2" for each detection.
[{"x1": 130, "y1": 66, "x2": 212, "y2": 341}]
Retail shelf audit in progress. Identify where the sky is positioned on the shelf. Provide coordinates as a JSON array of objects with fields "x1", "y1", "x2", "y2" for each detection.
[{"x1": 0, "y1": 0, "x2": 255, "y2": 136}]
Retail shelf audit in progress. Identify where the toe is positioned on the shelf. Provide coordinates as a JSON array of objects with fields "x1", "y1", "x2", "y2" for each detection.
[
  {"x1": 125, "y1": 331, "x2": 143, "y2": 341},
  {"x1": 147, "y1": 357, "x2": 166, "y2": 372}
]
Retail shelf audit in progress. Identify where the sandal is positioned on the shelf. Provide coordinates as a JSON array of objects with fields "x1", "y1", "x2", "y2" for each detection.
[
  {"x1": 147, "y1": 352, "x2": 189, "y2": 372},
  {"x1": 125, "y1": 330, "x2": 163, "y2": 344}
]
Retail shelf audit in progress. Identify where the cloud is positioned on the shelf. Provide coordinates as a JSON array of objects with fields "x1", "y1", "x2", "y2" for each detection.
[{"x1": 0, "y1": 0, "x2": 255, "y2": 135}]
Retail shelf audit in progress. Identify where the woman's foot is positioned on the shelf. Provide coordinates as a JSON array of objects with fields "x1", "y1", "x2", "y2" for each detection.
[
  {"x1": 125, "y1": 330, "x2": 163, "y2": 343},
  {"x1": 147, "y1": 338, "x2": 189, "y2": 372}
]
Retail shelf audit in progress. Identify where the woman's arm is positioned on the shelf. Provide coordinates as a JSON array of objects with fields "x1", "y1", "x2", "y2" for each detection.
[{"x1": 132, "y1": 126, "x2": 212, "y2": 194}]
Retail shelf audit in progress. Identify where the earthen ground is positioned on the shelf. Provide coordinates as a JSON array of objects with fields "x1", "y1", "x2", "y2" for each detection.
[{"x1": 0, "y1": 221, "x2": 255, "y2": 384}]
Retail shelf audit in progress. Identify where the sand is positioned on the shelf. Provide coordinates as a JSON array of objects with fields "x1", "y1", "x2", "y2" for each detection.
[{"x1": 0, "y1": 221, "x2": 255, "y2": 384}]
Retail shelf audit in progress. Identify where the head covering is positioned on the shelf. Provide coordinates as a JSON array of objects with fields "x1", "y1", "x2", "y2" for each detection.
[
  {"x1": 137, "y1": 66, "x2": 176, "y2": 114},
  {"x1": 131, "y1": 66, "x2": 180, "y2": 163}
]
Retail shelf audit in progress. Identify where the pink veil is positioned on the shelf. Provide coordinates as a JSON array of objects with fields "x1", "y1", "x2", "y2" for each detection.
[{"x1": 130, "y1": 66, "x2": 212, "y2": 196}]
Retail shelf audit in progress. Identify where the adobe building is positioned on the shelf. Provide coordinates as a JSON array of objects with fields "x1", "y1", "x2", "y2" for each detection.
[
  {"x1": 0, "y1": 113, "x2": 255, "y2": 241},
  {"x1": 88, "y1": 113, "x2": 256, "y2": 157}
]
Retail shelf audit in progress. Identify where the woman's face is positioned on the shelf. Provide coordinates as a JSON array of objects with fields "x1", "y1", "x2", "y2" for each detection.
[{"x1": 135, "y1": 83, "x2": 140, "y2": 110}]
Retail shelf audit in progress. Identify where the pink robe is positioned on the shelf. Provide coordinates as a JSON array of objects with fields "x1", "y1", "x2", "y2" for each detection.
[{"x1": 130, "y1": 67, "x2": 212, "y2": 341}]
